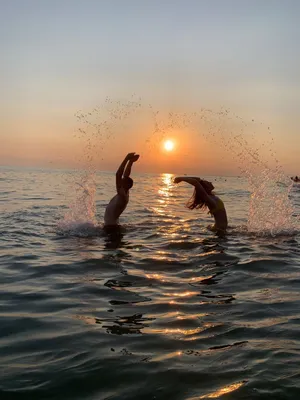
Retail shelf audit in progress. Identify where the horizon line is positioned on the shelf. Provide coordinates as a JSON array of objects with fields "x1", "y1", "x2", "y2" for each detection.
[{"x1": 0, "y1": 164, "x2": 243, "y2": 178}]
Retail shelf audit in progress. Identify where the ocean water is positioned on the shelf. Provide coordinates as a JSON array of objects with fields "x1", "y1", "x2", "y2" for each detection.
[{"x1": 1, "y1": 166, "x2": 300, "y2": 400}]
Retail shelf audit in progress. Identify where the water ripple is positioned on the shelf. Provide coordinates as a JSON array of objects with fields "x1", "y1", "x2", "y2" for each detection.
[{"x1": 1, "y1": 170, "x2": 300, "y2": 399}]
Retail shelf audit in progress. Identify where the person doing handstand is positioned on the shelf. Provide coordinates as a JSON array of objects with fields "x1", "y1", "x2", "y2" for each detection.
[{"x1": 103, "y1": 152, "x2": 139, "y2": 232}]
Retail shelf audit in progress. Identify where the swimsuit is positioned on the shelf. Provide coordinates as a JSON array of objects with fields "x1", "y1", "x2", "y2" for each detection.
[{"x1": 209, "y1": 196, "x2": 227, "y2": 235}]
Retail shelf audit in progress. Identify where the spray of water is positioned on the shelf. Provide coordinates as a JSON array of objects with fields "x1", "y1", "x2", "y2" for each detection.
[
  {"x1": 150, "y1": 106, "x2": 298, "y2": 236},
  {"x1": 57, "y1": 171, "x2": 97, "y2": 236},
  {"x1": 246, "y1": 168, "x2": 295, "y2": 236},
  {"x1": 57, "y1": 97, "x2": 142, "y2": 235}
]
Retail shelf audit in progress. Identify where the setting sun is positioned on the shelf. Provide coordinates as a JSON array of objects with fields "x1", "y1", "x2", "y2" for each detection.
[{"x1": 164, "y1": 140, "x2": 175, "y2": 152}]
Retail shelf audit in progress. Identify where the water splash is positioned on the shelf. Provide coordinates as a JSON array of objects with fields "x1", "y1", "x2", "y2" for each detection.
[
  {"x1": 57, "y1": 171, "x2": 99, "y2": 236},
  {"x1": 58, "y1": 97, "x2": 298, "y2": 237},
  {"x1": 245, "y1": 169, "x2": 295, "y2": 236},
  {"x1": 227, "y1": 122, "x2": 297, "y2": 236},
  {"x1": 57, "y1": 97, "x2": 142, "y2": 236},
  {"x1": 189, "y1": 108, "x2": 298, "y2": 236}
]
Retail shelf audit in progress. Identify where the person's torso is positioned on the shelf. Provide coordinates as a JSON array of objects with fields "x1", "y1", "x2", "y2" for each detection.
[
  {"x1": 104, "y1": 193, "x2": 129, "y2": 225},
  {"x1": 208, "y1": 195, "x2": 228, "y2": 229}
]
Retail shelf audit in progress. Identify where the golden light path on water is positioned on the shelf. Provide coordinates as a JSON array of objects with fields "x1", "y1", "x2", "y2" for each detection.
[{"x1": 194, "y1": 381, "x2": 246, "y2": 399}]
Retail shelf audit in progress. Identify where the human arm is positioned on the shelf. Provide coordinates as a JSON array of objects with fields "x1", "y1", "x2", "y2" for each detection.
[
  {"x1": 123, "y1": 154, "x2": 140, "y2": 178},
  {"x1": 116, "y1": 153, "x2": 135, "y2": 192},
  {"x1": 174, "y1": 176, "x2": 215, "y2": 207},
  {"x1": 174, "y1": 176, "x2": 200, "y2": 184}
]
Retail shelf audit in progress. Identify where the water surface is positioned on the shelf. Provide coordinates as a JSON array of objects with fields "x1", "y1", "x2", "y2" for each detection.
[{"x1": 1, "y1": 167, "x2": 300, "y2": 399}]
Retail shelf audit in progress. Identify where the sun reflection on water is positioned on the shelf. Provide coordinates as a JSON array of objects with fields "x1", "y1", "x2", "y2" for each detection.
[
  {"x1": 164, "y1": 291, "x2": 198, "y2": 298},
  {"x1": 162, "y1": 173, "x2": 174, "y2": 187},
  {"x1": 195, "y1": 381, "x2": 245, "y2": 399},
  {"x1": 153, "y1": 173, "x2": 174, "y2": 213},
  {"x1": 151, "y1": 350, "x2": 183, "y2": 362},
  {"x1": 144, "y1": 327, "x2": 205, "y2": 337},
  {"x1": 145, "y1": 273, "x2": 166, "y2": 282},
  {"x1": 158, "y1": 173, "x2": 174, "y2": 197}
]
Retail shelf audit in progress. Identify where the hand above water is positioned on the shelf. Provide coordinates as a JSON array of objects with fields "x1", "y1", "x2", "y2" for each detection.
[
  {"x1": 174, "y1": 177, "x2": 182, "y2": 184},
  {"x1": 126, "y1": 152, "x2": 136, "y2": 160},
  {"x1": 132, "y1": 154, "x2": 140, "y2": 162},
  {"x1": 126, "y1": 152, "x2": 140, "y2": 162}
]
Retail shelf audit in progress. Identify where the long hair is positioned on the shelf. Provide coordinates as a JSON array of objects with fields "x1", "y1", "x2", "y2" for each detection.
[
  {"x1": 186, "y1": 188, "x2": 207, "y2": 210},
  {"x1": 186, "y1": 180, "x2": 213, "y2": 211}
]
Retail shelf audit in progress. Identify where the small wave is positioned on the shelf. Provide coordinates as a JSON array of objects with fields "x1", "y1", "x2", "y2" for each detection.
[{"x1": 56, "y1": 221, "x2": 103, "y2": 237}]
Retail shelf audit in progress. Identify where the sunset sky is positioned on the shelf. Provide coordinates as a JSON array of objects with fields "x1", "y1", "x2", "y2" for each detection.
[{"x1": 1, "y1": 0, "x2": 299, "y2": 175}]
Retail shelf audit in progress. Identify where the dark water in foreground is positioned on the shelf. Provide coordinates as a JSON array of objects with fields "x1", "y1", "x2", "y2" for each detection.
[{"x1": 1, "y1": 167, "x2": 300, "y2": 399}]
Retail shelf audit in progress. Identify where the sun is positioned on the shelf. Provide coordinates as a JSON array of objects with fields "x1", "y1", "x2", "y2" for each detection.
[{"x1": 164, "y1": 139, "x2": 175, "y2": 152}]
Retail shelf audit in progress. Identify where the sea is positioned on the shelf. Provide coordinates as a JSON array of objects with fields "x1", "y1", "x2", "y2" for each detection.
[{"x1": 1, "y1": 165, "x2": 300, "y2": 400}]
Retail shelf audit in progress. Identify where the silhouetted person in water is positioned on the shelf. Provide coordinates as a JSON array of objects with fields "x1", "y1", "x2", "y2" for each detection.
[
  {"x1": 174, "y1": 176, "x2": 228, "y2": 235},
  {"x1": 103, "y1": 152, "x2": 139, "y2": 233}
]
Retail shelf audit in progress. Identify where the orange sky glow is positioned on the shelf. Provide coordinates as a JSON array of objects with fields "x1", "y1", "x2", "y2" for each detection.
[
  {"x1": 1, "y1": 2, "x2": 299, "y2": 176},
  {"x1": 1, "y1": 100, "x2": 295, "y2": 177}
]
